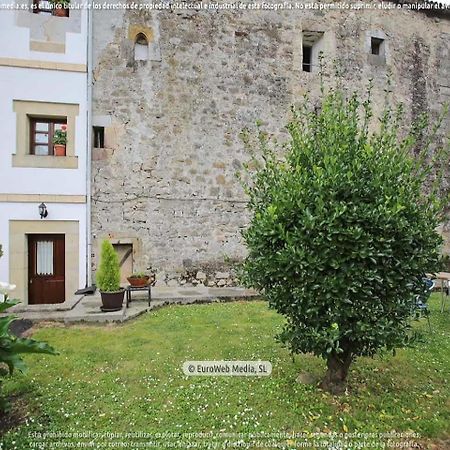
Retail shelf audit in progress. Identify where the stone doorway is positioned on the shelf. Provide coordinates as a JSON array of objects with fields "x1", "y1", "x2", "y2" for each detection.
[{"x1": 113, "y1": 243, "x2": 133, "y2": 285}]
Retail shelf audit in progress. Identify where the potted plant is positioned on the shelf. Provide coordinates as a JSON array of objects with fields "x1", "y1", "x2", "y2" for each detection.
[
  {"x1": 96, "y1": 240, "x2": 124, "y2": 312},
  {"x1": 50, "y1": 0, "x2": 70, "y2": 17},
  {"x1": 127, "y1": 272, "x2": 152, "y2": 287},
  {"x1": 53, "y1": 124, "x2": 67, "y2": 156}
]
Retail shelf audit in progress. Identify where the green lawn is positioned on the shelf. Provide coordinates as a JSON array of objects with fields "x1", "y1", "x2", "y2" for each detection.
[{"x1": 1, "y1": 294, "x2": 449, "y2": 449}]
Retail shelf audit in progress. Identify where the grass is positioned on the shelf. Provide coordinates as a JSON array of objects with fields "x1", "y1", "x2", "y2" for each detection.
[{"x1": 1, "y1": 294, "x2": 449, "y2": 449}]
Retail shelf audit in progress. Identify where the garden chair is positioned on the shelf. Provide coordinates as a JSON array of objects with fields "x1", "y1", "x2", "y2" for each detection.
[{"x1": 413, "y1": 277, "x2": 434, "y2": 332}]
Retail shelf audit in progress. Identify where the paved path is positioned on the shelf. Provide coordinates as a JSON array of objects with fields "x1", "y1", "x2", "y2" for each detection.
[{"x1": 6, "y1": 286, "x2": 260, "y2": 324}]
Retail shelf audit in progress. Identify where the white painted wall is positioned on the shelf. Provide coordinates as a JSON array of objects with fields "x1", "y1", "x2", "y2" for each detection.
[
  {"x1": 0, "y1": 67, "x2": 87, "y2": 194},
  {"x1": 0, "y1": 203, "x2": 87, "y2": 292},
  {"x1": 0, "y1": 6, "x2": 89, "y2": 296},
  {"x1": 0, "y1": 7, "x2": 87, "y2": 65}
]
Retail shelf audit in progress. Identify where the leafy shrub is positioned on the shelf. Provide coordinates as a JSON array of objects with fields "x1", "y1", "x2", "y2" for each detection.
[
  {"x1": 0, "y1": 245, "x2": 57, "y2": 411},
  {"x1": 240, "y1": 87, "x2": 448, "y2": 393},
  {"x1": 96, "y1": 240, "x2": 121, "y2": 292}
]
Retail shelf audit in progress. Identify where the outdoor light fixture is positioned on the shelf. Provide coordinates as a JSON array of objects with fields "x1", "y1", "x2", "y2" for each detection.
[{"x1": 39, "y1": 202, "x2": 48, "y2": 219}]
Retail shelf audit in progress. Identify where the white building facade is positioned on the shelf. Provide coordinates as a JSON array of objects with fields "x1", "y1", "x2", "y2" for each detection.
[{"x1": 0, "y1": 2, "x2": 90, "y2": 305}]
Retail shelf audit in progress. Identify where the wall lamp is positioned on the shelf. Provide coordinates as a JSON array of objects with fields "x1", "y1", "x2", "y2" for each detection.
[{"x1": 39, "y1": 202, "x2": 48, "y2": 219}]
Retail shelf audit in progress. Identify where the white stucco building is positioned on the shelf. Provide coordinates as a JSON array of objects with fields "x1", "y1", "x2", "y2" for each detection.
[{"x1": 0, "y1": 2, "x2": 90, "y2": 305}]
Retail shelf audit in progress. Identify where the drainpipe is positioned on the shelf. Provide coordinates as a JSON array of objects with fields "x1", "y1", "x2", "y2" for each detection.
[{"x1": 85, "y1": 0, "x2": 93, "y2": 286}]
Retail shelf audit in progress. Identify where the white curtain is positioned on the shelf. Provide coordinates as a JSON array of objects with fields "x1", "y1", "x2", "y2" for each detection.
[{"x1": 36, "y1": 241, "x2": 53, "y2": 275}]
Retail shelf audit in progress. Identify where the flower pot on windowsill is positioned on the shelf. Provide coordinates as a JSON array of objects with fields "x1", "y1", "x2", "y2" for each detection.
[
  {"x1": 54, "y1": 144, "x2": 66, "y2": 156},
  {"x1": 53, "y1": 7, "x2": 69, "y2": 17}
]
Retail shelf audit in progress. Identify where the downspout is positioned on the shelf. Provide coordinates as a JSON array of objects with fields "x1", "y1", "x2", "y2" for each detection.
[{"x1": 85, "y1": 0, "x2": 93, "y2": 286}]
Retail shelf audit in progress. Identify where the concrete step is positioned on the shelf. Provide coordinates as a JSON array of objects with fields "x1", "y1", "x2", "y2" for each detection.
[{"x1": 3, "y1": 287, "x2": 260, "y2": 324}]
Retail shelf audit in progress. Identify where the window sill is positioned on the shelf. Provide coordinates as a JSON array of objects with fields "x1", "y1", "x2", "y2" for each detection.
[
  {"x1": 12, "y1": 154, "x2": 78, "y2": 169},
  {"x1": 368, "y1": 54, "x2": 386, "y2": 66},
  {"x1": 30, "y1": 40, "x2": 65, "y2": 54}
]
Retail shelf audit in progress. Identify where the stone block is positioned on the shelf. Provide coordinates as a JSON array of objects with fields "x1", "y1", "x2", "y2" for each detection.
[{"x1": 215, "y1": 272, "x2": 230, "y2": 279}]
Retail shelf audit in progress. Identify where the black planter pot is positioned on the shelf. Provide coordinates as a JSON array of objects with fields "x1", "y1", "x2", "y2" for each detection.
[{"x1": 100, "y1": 289, "x2": 125, "y2": 312}]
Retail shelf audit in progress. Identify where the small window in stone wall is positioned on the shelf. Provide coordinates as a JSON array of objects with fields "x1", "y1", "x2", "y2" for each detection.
[
  {"x1": 371, "y1": 37, "x2": 385, "y2": 56},
  {"x1": 134, "y1": 33, "x2": 149, "y2": 61},
  {"x1": 302, "y1": 46, "x2": 312, "y2": 72},
  {"x1": 93, "y1": 126, "x2": 105, "y2": 148},
  {"x1": 301, "y1": 31, "x2": 324, "y2": 73}
]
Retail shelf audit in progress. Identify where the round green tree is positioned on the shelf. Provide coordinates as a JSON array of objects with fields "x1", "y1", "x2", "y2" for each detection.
[
  {"x1": 96, "y1": 239, "x2": 121, "y2": 292},
  {"x1": 240, "y1": 88, "x2": 448, "y2": 394}
]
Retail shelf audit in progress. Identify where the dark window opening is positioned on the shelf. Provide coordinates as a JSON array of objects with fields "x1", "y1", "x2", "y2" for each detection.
[
  {"x1": 29, "y1": 117, "x2": 67, "y2": 156},
  {"x1": 135, "y1": 33, "x2": 148, "y2": 46},
  {"x1": 93, "y1": 126, "x2": 105, "y2": 148},
  {"x1": 371, "y1": 37, "x2": 384, "y2": 55},
  {"x1": 32, "y1": 0, "x2": 52, "y2": 14},
  {"x1": 302, "y1": 46, "x2": 312, "y2": 72}
]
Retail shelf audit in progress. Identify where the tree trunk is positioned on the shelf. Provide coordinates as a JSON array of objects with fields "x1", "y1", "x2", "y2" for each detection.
[{"x1": 319, "y1": 350, "x2": 353, "y2": 395}]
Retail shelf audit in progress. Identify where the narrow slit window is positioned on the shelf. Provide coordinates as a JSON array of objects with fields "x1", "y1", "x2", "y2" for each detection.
[
  {"x1": 93, "y1": 126, "x2": 105, "y2": 148},
  {"x1": 302, "y1": 46, "x2": 312, "y2": 72},
  {"x1": 371, "y1": 37, "x2": 384, "y2": 56},
  {"x1": 134, "y1": 33, "x2": 149, "y2": 61}
]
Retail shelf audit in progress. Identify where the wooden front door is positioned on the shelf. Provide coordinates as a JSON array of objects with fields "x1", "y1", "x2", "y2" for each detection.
[{"x1": 28, "y1": 234, "x2": 65, "y2": 304}]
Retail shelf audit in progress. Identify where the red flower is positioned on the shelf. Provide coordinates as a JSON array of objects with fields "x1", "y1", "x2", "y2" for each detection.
[{"x1": 61, "y1": 124, "x2": 67, "y2": 131}]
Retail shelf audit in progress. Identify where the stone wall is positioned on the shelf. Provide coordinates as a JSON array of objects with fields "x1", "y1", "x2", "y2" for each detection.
[{"x1": 91, "y1": 2, "x2": 450, "y2": 286}]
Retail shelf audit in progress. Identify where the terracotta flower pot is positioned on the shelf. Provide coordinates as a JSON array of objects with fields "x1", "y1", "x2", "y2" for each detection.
[
  {"x1": 54, "y1": 144, "x2": 66, "y2": 156},
  {"x1": 53, "y1": 7, "x2": 69, "y2": 17},
  {"x1": 127, "y1": 276, "x2": 150, "y2": 287},
  {"x1": 100, "y1": 289, "x2": 125, "y2": 311}
]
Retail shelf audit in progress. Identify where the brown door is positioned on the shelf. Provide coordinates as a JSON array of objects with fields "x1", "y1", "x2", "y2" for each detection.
[{"x1": 28, "y1": 234, "x2": 65, "y2": 304}]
